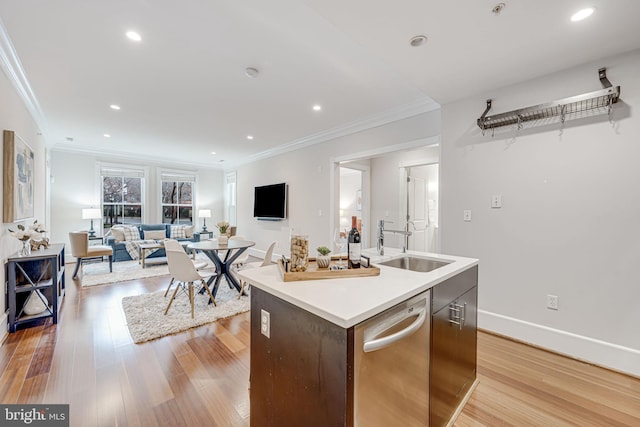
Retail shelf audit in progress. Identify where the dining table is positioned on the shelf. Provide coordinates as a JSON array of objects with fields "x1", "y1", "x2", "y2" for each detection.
[{"x1": 188, "y1": 239, "x2": 255, "y2": 302}]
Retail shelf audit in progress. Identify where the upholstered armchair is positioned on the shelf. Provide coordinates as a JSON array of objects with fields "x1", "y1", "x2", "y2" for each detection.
[{"x1": 69, "y1": 231, "x2": 113, "y2": 279}]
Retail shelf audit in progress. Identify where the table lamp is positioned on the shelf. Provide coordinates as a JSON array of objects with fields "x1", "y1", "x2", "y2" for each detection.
[
  {"x1": 199, "y1": 209, "x2": 212, "y2": 232},
  {"x1": 82, "y1": 208, "x2": 102, "y2": 237}
]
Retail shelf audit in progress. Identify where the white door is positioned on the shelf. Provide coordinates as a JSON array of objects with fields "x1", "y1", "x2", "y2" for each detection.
[{"x1": 405, "y1": 164, "x2": 438, "y2": 252}]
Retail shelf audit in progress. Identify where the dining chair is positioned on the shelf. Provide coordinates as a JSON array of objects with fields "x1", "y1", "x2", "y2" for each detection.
[
  {"x1": 68, "y1": 231, "x2": 113, "y2": 279},
  {"x1": 229, "y1": 235, "x2": 250, "y2": 268},
  {"x1": 237, "y1": 241, "x2": 276, "y2": 299},
  {"x1": 164, "y1": 248, "x2": 216, "y2": 319},
  {"x1": 163, "y1": 238, "x2": 209, "y2": 297}
]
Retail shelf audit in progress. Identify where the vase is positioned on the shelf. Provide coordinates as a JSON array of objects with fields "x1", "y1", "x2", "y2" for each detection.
[
  {"x1": 290, "y1": 233, "x2": 309, "y2": 272},
  {"x1": 218, "y1": 235, "x2": 228, "y2": 245},
  {"x1": 316, "y1": 255, "x2": 331, "y2": 268},
  {"x1": 20, "y1": 240, "x2": 31, "y2": 256},
  {"x1": 23, "y1": 289, "x2": 48, "y2": 315}
]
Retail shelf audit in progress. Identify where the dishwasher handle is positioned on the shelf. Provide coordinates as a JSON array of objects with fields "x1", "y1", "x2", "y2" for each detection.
[{"x1": 363, "y1": 308, "x2": 427, "y2": 353}]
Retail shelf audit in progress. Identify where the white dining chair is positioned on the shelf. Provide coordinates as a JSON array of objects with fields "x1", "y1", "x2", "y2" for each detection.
[
  {"x1": 164, "y1": 248, "x2": 216, "y2": 319},
  {"x1": 229, "y1": 235, "x2": 250, "y2": 269},
  {"x1": 163, "y1": 238, "x2": 210, "y2": 297},
  {"x1": 237, "y1": 241, "x2": 276, "y2": 299}
]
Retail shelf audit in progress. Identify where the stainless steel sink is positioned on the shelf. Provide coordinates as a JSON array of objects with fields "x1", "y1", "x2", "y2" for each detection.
[{"x1": 379, "y1": 256, "x2": 450, "y2": 273}]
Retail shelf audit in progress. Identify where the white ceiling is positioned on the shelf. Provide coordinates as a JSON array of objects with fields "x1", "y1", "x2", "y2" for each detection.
[{"x1": 0, "y1": 0, "x2": 638, "y2": 168}]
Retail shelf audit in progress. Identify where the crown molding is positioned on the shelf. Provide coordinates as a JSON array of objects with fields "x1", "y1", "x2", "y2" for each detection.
[
  {"x1": 51, "y1": 144, "x2": 223, "y2": 171},
  {"x1": 0, "y1": 17, "x2": 48, "y2": 136},
  {"x1": 225, "y1": 97, "x2": 440, "y2": 170}
]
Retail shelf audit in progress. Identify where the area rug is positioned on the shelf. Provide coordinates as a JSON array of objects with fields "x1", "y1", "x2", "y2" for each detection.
[
  {"x1": 122, "y1": 281, "x2": 250, "y2": 343},
  {"x1": 78, "y1": 253, "x2": 214, "y2": 287}
]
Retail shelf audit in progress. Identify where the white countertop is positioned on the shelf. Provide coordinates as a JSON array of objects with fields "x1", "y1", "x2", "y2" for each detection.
[{"x1": 238, "y1": 248, "x2": 478, "y2": 328}]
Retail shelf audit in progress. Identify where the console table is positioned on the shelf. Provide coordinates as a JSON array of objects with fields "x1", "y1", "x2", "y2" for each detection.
[{"x1": 6, "y1": 243, "x2": 65, "y2": 332}]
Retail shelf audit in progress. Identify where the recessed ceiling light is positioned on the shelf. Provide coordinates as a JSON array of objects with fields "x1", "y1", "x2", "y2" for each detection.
[
  {"x1": 103, "y1": 134, "x2": 111, "y2": 138},
  {"x1": 211, "y1": 151, "x2": 216, "y2": 155},
  {"x1": 247, "y1": 135, "x2": 254, "y2": 140},
  {"x1": 245, "y1": 67, "x2": 259, "y2": 78},
  {"x1": 126, "y1": 31, "x2": 142, "y2": 42},
  {"x1": 110, "y1": 104, "x2": 121, "y2": 110},
  {"x1": 571, "y1": 7, "x2": 594, "y2": 22},
  {"x1": 313, "y1": 105, "x2": 322, "y2": 111},
  {"x1": 409, "y1": 35, "x2": 428, "y2": 47}
]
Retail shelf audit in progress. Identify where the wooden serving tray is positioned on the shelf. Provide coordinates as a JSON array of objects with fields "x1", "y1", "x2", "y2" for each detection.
[{"x1": 277, "y1": 257, "x2": 380, "y2": 282}]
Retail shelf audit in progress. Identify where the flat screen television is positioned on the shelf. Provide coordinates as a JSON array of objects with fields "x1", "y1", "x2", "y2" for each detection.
[{"x1": 254, "y1": 183, "x2": 287, "y2": 220}]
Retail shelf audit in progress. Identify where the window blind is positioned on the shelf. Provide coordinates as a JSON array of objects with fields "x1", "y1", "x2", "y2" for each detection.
[
  {"x1": 101, "y1": 167, "x2": 145, "y2": 178},
  {"x1": 160, "y1": 172, "x2": 196, "y2": 182}
]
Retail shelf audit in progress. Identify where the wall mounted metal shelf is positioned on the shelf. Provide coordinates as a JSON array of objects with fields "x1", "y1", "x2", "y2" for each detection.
[{"x1": 477, "y1": 68, "x2": 620, "y2": 133}]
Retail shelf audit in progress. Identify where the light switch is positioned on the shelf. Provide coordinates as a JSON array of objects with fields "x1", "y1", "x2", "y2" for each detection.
[
  {"x1": 463, "y1": 210, "x2": 472, "y2": 222},
  {"x1": 491, "y1": 195, "x2": 502, "y2": 208}
]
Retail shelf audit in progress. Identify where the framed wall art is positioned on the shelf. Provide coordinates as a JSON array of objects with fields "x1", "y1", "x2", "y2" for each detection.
[{"x1": 3, "y1": 130, "x2": 35, "y2": 222}]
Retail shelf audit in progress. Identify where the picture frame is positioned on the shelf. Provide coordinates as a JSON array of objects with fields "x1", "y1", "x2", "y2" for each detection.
[{"x1": 3, "y1": 130, "x2": 35, "y2": 222}]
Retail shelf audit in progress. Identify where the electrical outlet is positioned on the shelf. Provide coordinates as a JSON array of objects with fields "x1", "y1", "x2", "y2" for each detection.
[
  {"x1": 261, "y1": 309, "x2": 271, "y2": 338},
  {"x1": 546, "y1": 294, "x2": 559, "y2": 310},
  {"x1": 463, "y1": 210, "x2": 472, "y2": 222},
  {"x1": 491, "y1": 195, "x2": 502, "y2": 208}
]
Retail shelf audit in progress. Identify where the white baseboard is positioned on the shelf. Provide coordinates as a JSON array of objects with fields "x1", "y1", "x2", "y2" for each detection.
[
  {"x1": 0, "y1": 312, "x2": 8, "y2": 344},
  {"x1": 479, "y1": 310, "x2": 640, "y2": 378}
]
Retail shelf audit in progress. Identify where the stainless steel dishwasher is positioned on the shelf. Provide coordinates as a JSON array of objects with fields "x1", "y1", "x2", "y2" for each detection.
[{"x1": 354, "y1": 290, "x2": 430, "y2": 426}]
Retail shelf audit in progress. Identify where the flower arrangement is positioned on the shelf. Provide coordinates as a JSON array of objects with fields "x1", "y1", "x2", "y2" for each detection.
[
  {"x1": 9, "y1": 220, "x2": 47, "y2": 242},
  {"x1": 216, "y1": 221, "x2": 230, "y2": 235}
]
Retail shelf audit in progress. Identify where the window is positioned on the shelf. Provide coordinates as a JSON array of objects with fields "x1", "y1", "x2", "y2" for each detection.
[
  {"x1": 225, "y1": 171, "x2": 237, "y2": 225},
  {"x1": 161, "y1": 173, "x2": 195, "y2": 225},
  {"x1": 101, "y1": 166, "x2": 145, "y2": 232}
]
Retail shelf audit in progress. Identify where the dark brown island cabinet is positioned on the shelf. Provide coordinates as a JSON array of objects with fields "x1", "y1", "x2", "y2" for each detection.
[{"x1": 249, "y1": 265, "x2": 478, "y2": 427}]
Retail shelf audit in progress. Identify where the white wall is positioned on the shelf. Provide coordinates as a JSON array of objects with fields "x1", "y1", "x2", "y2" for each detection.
[
  {"x1": 233, "y1": 111, "x2": 441, "y2": 258},
  {"x1": 0, "y1": 69, "x2": 47, "y2": 340},
  {"x1": 441, "y1": 49, "x2": 640, "y2": 375},
  {"x1": 50, "y1": 150, "x2": 224, "y2": 260}
]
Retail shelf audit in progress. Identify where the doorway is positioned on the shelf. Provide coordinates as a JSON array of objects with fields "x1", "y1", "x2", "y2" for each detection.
[
  {"x1": 330, "y1": 135, "x2": 440, "y2": 252},
  {"x1": 338, "y1": 164, "x2": 369, "y2": 248},
  {"x1": 400, "y1": 163, "x2": 439, "y2": 253}
]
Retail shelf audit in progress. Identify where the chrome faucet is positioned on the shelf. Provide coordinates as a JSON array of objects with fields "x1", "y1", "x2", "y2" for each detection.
[
  {"x1": 377, "y1": 219, "x2": 386, "y2": 255},
  {"x1": 377, "y1": 219, "x2": 412, "y2": 255}
]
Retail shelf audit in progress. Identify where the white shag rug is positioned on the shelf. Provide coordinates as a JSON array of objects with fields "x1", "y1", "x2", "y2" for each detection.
[
  {"x1": 78, "y1": 253, "x2": 214, "y2": 287},
  {"x1": 122, "y1": 281, "x2": 250, "y2": 343}
]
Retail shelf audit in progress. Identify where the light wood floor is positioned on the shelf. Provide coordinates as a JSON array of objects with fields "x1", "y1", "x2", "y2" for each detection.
[{"x1": 1, "y1": 270, "x2": 639, "y2": 426}]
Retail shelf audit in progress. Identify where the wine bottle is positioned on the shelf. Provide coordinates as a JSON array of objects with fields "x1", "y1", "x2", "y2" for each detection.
[{"x1": 347, "y1": 216, "x2": 361, "y2": 269}]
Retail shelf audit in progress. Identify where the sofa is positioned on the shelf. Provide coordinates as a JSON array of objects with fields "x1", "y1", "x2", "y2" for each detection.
[{"x1": 105, "y1": 223, "x2": 201, "y2": 262}]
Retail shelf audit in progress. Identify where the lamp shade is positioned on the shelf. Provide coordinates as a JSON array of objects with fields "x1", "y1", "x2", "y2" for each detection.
[
  {"x1": 82, "y1": 208, "x2": 102, "y2": 219},
  {"x1": 198, "y1": 209, "x2": 212, "y2": 218}
]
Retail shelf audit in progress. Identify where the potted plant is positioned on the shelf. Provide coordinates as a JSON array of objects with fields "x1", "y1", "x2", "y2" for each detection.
[
  {"x1": 316, "y1": 245, "x2": 332, "y2": 268},
  {"x1": 216, "y1": 221, "x2": 230, "y2": 244}
]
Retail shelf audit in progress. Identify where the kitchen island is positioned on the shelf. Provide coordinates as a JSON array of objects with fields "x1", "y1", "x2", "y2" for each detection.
[{"x1": 238, "y1": 248, "x2": 479, "y2": 426}]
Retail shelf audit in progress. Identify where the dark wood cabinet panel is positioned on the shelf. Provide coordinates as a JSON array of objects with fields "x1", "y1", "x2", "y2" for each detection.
[{"x1": 250, "y1": 287, "x2": 353, "y2": 427}]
